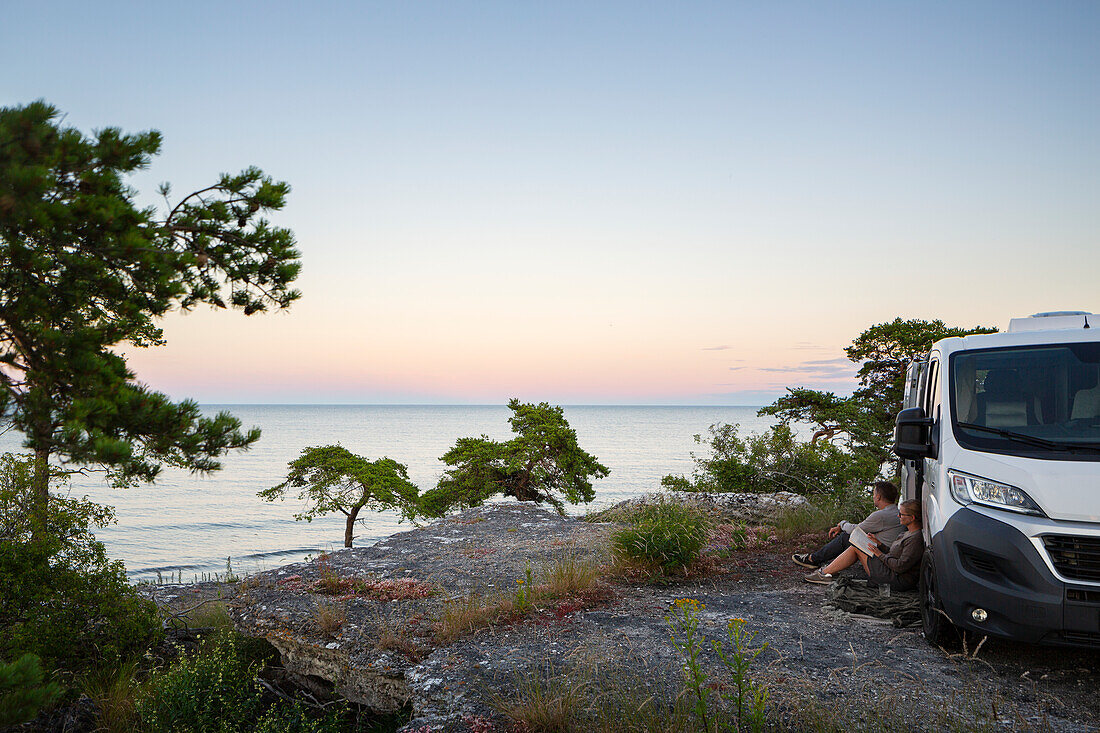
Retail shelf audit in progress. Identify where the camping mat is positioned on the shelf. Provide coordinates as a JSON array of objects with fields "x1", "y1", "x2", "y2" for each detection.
[{"x1": 825, "y1": 576, "x2": 921, "y2": 628}]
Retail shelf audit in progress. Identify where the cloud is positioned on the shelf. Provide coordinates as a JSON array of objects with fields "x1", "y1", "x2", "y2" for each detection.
[
  {"x1": 756, "y1": 356, "x2": 854, "y2": 378},
  {"x1": 702, "y1": 345, "x2": 732, "y2": 351},
  {"x1": 728, "y1": 366, "x2": 745, "y2": 371},
  {"x1": 793, "y1": 341, "x2": 827, "y2": 350}
]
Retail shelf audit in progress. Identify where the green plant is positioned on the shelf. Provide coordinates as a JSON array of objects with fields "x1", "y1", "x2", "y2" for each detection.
[
  {"x1": 0, "y1": 454, "x2": 159, "y2": 673},
  {"x1": 514, "y1": 563, "x2": 535, "y2": 613},
  {"x1": 0, "y1": 654, "x2": 62, "y2": 727},
  {"x1": 316, "y1": 553, "x2": 342, "y2": 594},
  {"x1": 611, "y1": 500, "x2": 709, "y2": 573},
  {"x1": 770, "y1": 486, "x2": 875, "y2": 542},
  {"x1": 434, "y1": 593, "x2": 504, "y2": 644},
  {"x1": 166, "y1": 600, "x2": 234, "y2": 632},
  {"x1": 223, "y1": 556, "x2": 240, "y2": 583},
  {"x1": 137, "y1": 633, "x2": 344, "y2": 733},
  {"x1": 667, "y1": 599, "x2": 714, "y2": 729},
  {"x1": 666, "y1": 599, "x2": 768, "y2": 733},
  {"x1": 492, "y1": 662, "x2": 697, "y2": 733},
  {"x1": 713, "y1": 619, "x2": 768, "y2": 731},
  {"x1": 662, "y1": 423, "x2": 879, "y2": 499}
]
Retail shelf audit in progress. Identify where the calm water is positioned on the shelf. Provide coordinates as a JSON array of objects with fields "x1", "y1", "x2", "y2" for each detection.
[{"x1": 0, "y1": 405, "x2": 776, "y2": 581}]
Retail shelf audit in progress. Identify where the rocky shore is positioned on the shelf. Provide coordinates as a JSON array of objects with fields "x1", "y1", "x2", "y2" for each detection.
[{"x1": 149, "y1": 496, "x2": 1099, "y2": 732}]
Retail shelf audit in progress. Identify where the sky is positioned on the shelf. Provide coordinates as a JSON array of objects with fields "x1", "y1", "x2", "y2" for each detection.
[{"x1": 3, "y1": 1, "x2": 1098, "y2": 405}]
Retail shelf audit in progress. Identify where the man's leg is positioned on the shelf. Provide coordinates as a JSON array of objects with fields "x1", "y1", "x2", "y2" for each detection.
[{"x1": 809, "y1": 532, "x2": 851, "y2": 566}]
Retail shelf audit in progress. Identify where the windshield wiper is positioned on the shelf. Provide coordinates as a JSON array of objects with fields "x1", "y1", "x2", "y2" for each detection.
[{"x1": 957, "y1": 422, "x2": 1100, "y2": 453}]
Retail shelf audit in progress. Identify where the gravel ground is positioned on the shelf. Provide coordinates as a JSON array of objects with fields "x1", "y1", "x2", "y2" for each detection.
[{"x1": 146, "y1": 503, "x2": 1099, "y2": 732}]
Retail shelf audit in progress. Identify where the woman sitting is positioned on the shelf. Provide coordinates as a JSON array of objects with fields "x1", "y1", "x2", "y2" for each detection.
[{"x1": 803, "y1": 499, "x2": 925, "y2": 591}]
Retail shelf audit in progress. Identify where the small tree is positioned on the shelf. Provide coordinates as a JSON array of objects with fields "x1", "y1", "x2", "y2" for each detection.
[
  {"x1": 419, "y1": 399, "x2": 609, "y2": 517},
  {"x1": 260, "y1": 446, "x2": 421, "y2": 547}
]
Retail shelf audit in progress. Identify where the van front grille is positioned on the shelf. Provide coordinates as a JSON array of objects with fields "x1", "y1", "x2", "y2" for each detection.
[{"x1": 1043, "y1": 535, "x2": 1100, "y2": 582}]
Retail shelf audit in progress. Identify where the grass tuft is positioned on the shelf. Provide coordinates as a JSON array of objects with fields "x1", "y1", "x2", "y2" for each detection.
[{"x1": 312, "y1": 598, "x2": 346, "y2": 636}]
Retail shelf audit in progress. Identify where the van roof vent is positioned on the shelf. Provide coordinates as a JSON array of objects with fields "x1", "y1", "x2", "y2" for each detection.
[
  {"x1": 1008, "y1": 312, "x2": 1095, "y2": 332},
  {"x1": 1031, "y1": 311, "x2": 1091, "y2": 318}
]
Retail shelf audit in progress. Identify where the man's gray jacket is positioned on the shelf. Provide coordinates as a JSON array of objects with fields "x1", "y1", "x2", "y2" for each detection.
[{"x1": 840, "y1": 504, "x2": 904, "y2": 545}]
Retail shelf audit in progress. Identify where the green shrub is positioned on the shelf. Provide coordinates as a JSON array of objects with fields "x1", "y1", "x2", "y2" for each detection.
[
  {"x1": 611, "y1": 501, "x2": 709, "y2": 573},
  {"x1": 0, "y1": 654, "x2": 62, "y2": 727},
  {"x1": 138, "y1": 633, "x2": 344, "y2": 733},
  {"x1": 661, "y1": 423, "x2": 880, "y2": 499},
  {"x1": 0, "y1": 453, "x2": 161, "y2": 673}
]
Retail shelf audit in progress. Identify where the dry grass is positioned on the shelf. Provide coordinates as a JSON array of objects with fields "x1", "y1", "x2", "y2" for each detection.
[
  {"x1": 492, "y1": 671, "x2": 582, "y2": 733},
  {"x1": 313, "y1": 598, "x2": 346, "y2": 635},
  {"x1": 491, "y1": 664, "x2": 696, "y2": 733},
  {"x1": 540, "y1": 551, "x2": 603, "y2": 598},
  {"x1": 434, "y1": 593, "x2": 514, "y2": 644},
  {"x1": 176, "y1": 600, "x2": 233, "y2": 630},
  {"x1": 315, "y1": 553, "x2": 342, "y2": 595},
  {"x1": 433, "y1": 550, "x2": 611, "y2": 644},
  {"x1": 375, "y1": 628, "x2": 426, "y2": 662}
]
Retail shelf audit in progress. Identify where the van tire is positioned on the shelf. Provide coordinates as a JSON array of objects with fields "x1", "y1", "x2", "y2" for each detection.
[{"x1": 919, "y1": 553, "x2": 955, "y2": 647}]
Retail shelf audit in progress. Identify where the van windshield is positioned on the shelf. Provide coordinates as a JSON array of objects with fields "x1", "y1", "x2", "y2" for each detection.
[{"x1": 951, "y1": 343, "x2": 1100, "y2": 460}]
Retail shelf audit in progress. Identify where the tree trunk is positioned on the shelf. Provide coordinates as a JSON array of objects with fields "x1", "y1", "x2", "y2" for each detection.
[
  {"x1": 344, "y1": 505, "x2": 362, "y2": 548},
  {"x1": 30, "y1": 446, "x2": 51, "y2": 546}
]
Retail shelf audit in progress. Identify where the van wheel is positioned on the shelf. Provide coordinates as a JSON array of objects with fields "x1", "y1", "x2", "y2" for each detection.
[{"x1": 920, "y1": 554, "x2": 955, "y2": 647}]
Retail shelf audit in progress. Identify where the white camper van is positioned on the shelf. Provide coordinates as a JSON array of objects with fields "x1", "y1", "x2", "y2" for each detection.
[{"x1": 893, "y1": 311, "x2": 1100, "y2": 647}]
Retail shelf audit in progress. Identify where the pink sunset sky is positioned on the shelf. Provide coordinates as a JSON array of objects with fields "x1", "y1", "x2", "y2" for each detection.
[{"x1": 6, "y1": 1, "x2": 1097, "y2": 404}]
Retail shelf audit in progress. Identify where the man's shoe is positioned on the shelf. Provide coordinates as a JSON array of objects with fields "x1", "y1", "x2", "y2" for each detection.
[
  {"x1": 803, "y1": 569, "x2": 834, "y2": 585},
  {"x1": 791, "y1": 553, "x2": 819, "y2": 569}
]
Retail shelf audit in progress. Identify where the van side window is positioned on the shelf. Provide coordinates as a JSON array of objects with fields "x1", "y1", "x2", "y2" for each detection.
[
  {"x1": 924, "y1": 359, "x2": 940, "y2": 416},
  {"x1": 931, "y1": 361, "x2": 942, "y2": 416}
]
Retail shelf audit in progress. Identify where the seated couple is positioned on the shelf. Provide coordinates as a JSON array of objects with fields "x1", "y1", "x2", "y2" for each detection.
[{"x1": 794, "y1": 480, "x2": 925, "y2": 591}]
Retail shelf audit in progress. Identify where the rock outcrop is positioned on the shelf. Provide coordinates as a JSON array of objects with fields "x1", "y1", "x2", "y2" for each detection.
[
  {"x1": 228, "y1": 495, "x2": 1097, "y2": 733},
  {"x1": 229, "y1": 502, "x2": 620, "y2": 730}
]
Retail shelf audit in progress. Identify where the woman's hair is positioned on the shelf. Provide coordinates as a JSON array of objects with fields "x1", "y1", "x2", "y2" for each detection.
[{"x1": 900, "y1": 499, "x2": 922, "y2": 525}]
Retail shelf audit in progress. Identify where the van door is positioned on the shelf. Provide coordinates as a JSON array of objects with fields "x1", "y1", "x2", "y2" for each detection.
[{"x1": 900, "y1": 357, "x2": 931, "y2": 502}]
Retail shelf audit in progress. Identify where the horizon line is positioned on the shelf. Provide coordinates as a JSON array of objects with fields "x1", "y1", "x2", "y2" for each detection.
[{"x1": 192, "y1": 402, "x2": 768, "y2": 408}]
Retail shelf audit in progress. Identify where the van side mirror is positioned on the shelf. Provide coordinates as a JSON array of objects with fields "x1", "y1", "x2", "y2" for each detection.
[{"x1": 893, "y1": 407, "x2": 936, "y2": 460}]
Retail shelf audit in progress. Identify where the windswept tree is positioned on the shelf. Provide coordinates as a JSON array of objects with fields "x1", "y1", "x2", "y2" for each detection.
[
  {"x1": 0, "y1": 100, "x2": 302, "y2": 543},
  {"x1": 260, "y1": 446, "x2": 421, "y2": 547},
  {"x1": 760, "y1": 318, "x2": 997, "y2": 466},
  {"x1": 419, "y1": 399, "x2": 610, "y2": 517}
]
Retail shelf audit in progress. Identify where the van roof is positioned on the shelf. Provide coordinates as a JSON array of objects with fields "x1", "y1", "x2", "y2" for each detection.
[
  {"x1": 935, "y1": 313, "x2": 1098, "y2": 354},
  {"x1": 1007, "y1": 312, "x2": 1095, "y2": 333}
]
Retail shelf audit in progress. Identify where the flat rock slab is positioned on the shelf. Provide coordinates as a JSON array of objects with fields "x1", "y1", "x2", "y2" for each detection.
[
  {"x1": 229, "y1": 502, "x2": 613, "y2": 714},
  {"x1": 229, "y1": 502, "x2": 1100, "y2": 732}
]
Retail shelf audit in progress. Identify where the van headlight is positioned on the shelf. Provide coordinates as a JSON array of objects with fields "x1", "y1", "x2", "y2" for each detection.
[{"x1": 948, "y1": 470, "x2": 1045, "y2": 516}]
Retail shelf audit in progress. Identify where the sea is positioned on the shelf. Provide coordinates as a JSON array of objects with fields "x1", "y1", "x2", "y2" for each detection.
[{"x1": 0, "y1": 405, "x2": 778, "y2": 582}]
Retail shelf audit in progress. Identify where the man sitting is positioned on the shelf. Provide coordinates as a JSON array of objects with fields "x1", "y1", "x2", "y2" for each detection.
[{"x1": 791, "y1": 481, "x2": 903, "y2": 569}]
